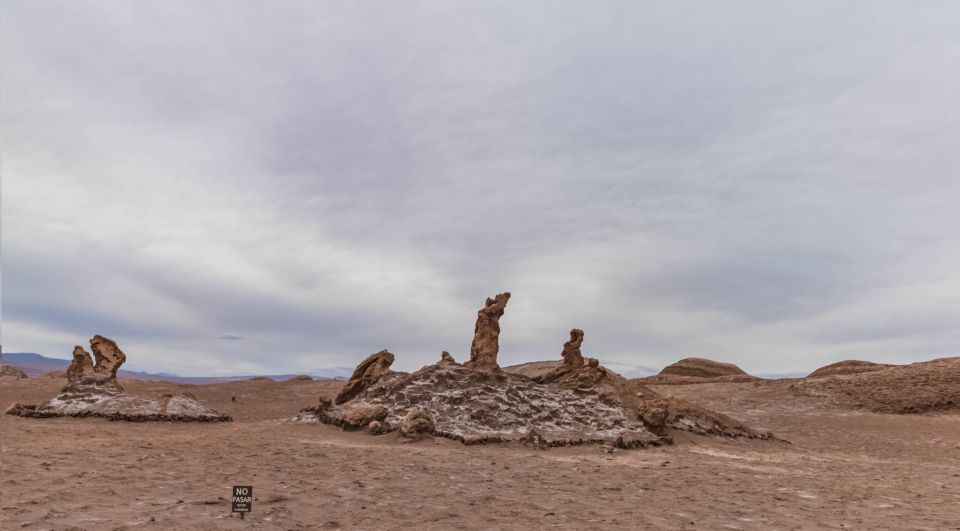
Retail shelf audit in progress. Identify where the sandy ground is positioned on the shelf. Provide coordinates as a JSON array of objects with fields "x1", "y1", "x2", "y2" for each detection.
[{"x1": 2, "y1": 376, "x2": 959, "y2": 530}]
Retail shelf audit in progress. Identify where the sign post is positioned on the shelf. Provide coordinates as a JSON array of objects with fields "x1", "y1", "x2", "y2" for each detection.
[{"x1": 232, "y1": 486, "x2": 252, "y2": 519}]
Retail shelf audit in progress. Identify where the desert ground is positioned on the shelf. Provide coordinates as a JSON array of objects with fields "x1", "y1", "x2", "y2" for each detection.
[{"x1": 2, "y1": 364, "x2": 959, "y2": 530}]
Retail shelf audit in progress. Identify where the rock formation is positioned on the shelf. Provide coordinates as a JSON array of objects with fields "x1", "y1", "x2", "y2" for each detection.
[
  {"x1": 298, "y1": 292, "x2": 771, "y2": 447},
  {"x1": 335, "y1": 349, "x2": 395, "y2": 405},
  {"x1": 67, "y1": 346, "x2": 95, "y2": 382},
  {"x1": 440, "y1": 351, "x2": 457, "y2": 364},
  {"x1": 536, "y1": 329, "x2": 597, "y2": 384},
  {"x1": 466, "y1": 292, "x2": 510, "y2": 369},
  {"x1": 90, "y1": 335, "x2": 126, "y2": 378},
  {"x1": 6, "y1": 335, "x2": 230, "y2": 422}
]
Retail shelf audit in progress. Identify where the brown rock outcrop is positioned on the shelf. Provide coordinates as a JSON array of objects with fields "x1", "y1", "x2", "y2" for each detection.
[
  {"x1": 335, "y1": 349, "x2": 395, "y2": 405},
  {"x1": 466, "y1": 292, "x2": 510, "y2": 369},
  {"x1": 341, "y1": 403, "x2": 388, "y2": 427},
  {"x1": 67, "y1": 346, "x2": 95, "y2": 383},
  {"x1": 440, "y1": 351, "x2": 457, "y2": 364},
  {"x1": 90, "y1": 335, "x2": 127, "y2": 378},
  {"x1": 536, "y1": 329, "x2": 586, "y2": 384},
  {"x1": 400, "y1": 409, "x2": 434, "y2": 438}
]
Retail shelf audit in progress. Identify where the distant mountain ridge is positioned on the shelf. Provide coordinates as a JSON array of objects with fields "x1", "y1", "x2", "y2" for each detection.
[{"x1": 1, "y1": 352, "x2": 350, "y2": 382}]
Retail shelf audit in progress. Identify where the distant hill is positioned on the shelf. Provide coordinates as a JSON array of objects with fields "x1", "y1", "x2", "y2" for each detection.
[
  {"x1": 807, "y1": 360, "x2": 895, "y2": 379},
  {"x1": 635, "y1": 357, "x2": 760, "y2": 385},
  {"x1": 0, "y1": 352, "x2": 350, "y2": 382}
]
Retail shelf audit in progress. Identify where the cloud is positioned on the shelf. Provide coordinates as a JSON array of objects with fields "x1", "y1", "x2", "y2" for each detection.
[
  {"x1": 3, "y1": 1, "x2": 960, "y2": 376},
  {"x1": 219, "y1": 334, "x2": 245, "y2": 341}
]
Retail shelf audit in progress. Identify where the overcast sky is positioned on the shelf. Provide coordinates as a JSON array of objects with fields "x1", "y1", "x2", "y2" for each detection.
[{"x1": 3, "y1": 1, "x2": 959, "y2": 377}]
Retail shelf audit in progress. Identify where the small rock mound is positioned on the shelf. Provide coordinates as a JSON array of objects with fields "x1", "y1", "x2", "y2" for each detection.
[
  {"x1": 6, "y1": 335, "x2": 230, "y2": 422},
  {"x1": 793, "y1": 356, "x2": 960, "y2": 414},
  {"x1": 0, "y1": 365, "x2": 28, "y2": 379},
  {"x1": 807, "y1": 360, "x2": 894, "y2": 379}
]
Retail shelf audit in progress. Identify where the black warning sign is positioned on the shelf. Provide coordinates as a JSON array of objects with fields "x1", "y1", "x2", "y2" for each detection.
[{"x1": 232, "y1": 485, "x2": 252, "y2": 514}]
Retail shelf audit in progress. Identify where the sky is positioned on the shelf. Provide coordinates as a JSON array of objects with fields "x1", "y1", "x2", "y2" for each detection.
[{"x1": 2, "y1": 1, "x2": 960, "y2": 377}]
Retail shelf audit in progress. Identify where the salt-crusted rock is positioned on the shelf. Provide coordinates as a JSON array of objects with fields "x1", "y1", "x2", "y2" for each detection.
[
  {"x1": 466, "y1": 292, "x2": 510, "y2": 370},
  {"x1": 400, "y1": 409, "x2": 434, "y2": 438},
  {"x1": 297, "y1": 293, "x2": 772, "y2": 446},
  {"x1": 335, "y1": 349, "x2": 395, "y2": 405}
]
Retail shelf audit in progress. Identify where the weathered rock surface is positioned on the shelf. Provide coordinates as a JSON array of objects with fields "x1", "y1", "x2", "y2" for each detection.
[
  {"x1": 0, "y1": 365, "x2": 28, "y2": 379},
  {"x1": 341, "y1": 403, "x2": 388, "y2": 427},
  {"x1": 536, "y1": 329, "x2": 587, "y2": 384},
  {"x1": 67, "y1": 346, "x2": 95, "y2": 383},
  {"x1": 793, "y1": 356, "x2": 960, "y2": 414},
  {"x1": 90, "y1": 335, "x2": 127, "y2": 378},
  {"x1": 300, "y1": 358, "x2": 767, "y2": 445},
  {"x1": 300, "y1": 361, "x2": 664, "y2": 446},
  {"x1": 807, "y1": 360, "x2": 894, "y2": 379},
  {"x1": 6, "y1": 335, "x2": 230, "y2": 422},
  {"x1": 400, "y1": 409, "x2": 434, "y2": 438},
  {"x1": 335, "y1": 349, "x2": 395, "y2": 405},
  {"x1": 466, "y1": 292, "x2": 510, "y2": 369},
  {"x1": 440, "y1": 351, "x2": 457, "y2": 364}
]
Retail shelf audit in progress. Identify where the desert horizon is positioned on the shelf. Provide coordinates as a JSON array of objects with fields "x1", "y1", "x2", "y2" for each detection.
[{"x1": 3, "y1": 293, "x2": 960, "y2": 528}]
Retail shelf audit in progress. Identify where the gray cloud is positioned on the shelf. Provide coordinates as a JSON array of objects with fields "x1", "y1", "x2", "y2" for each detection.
[{"x1": 3, "y1": 1, "x2": 960, "y2": 376}]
